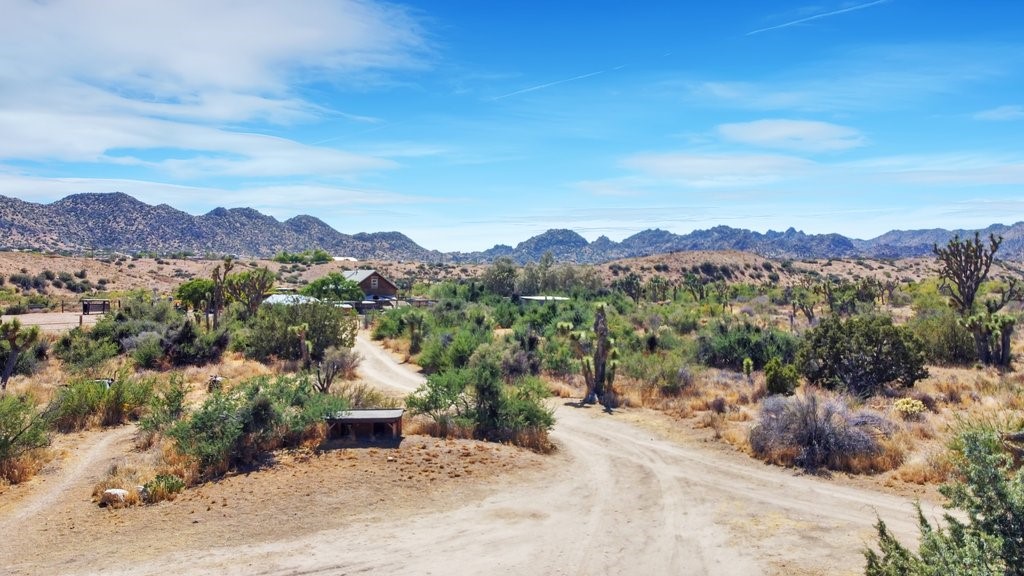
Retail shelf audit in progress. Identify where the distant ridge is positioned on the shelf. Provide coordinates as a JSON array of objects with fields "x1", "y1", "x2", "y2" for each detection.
[{"x1": 1, "y1": 192, "x2": 1022, "y2": 262}]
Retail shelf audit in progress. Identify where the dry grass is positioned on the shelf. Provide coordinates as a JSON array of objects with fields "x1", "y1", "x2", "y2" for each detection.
[
  {"x1": 92, "y1": 461, "x2": 148, "y2": 508},
  {"x1": 0, "y1": 448, "x2": 52, "y2": 485}
]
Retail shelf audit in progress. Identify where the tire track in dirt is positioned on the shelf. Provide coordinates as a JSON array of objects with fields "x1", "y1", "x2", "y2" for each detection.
[{"x1": 0, "y1": 425, "x2": 137, "y2": 534}]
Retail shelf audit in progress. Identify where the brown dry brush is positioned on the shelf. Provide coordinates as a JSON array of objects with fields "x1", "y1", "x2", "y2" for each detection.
[{"x1": 749, "y1": 393, "x2": 901, "y2": 473}]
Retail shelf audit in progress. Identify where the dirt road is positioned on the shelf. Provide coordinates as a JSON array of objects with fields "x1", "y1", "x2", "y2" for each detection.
[
  {"x1": 1, "y1": 312, "x2": 100, "y2": 332},
  {"x1": 38, "y1": 337, "x2": 937, "y2": 576},
  {"x1": 353, "y1": 332, "x2": 426, "y2": 394}
]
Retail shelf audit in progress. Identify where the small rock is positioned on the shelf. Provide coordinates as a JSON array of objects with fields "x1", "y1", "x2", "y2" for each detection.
[{"x1": 100, "y1": 488, "x2": 129, "y2": 507}]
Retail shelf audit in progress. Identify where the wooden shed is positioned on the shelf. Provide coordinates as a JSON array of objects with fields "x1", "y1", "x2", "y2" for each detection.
[
  {"x1": 325, "y1": 408, "x2": 405, "y2": 441},
  {"x1": 341, "y1": 269, "x2": 399, "y2": 300}
]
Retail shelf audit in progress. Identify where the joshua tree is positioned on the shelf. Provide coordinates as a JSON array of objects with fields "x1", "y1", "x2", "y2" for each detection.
[
  {"x1": 1, "y1": 319, "x2": 40, "y2": 392},
  {"x1": 209, "y1": 257, "x2": 235, "y2": 329},
  {"x1": 563, "y1": 303, "x2": 618, "y2": 409},
  {"x1": 935, "y1": 233, "x2": 1022, "y2": 367}
]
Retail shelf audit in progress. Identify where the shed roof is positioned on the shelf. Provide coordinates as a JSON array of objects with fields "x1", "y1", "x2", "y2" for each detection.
[
  {"x1": 263, "y1": 294, "x2": 320, "y2": 305},
  {"x1": 326, "y1": 409, "x2": 405, "y2": 423},
  {"x1": 341, "y1": 269, "x2": 377, "y2": 283}
]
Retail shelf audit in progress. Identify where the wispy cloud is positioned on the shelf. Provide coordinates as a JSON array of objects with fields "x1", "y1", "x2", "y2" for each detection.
[
  {"x1": 621, "y1": 152, "x2": 814, "y2": 187},
  {"x1": 747, "y1": 0, "x2": 891, "y2": 36},
  {"x1": 489, "y1": 66, "x2": 625, "y2": 101},
  {"x1": 974, "y1": 105, "x2": 1024, "y2": 121},
  {"x1": 0, "y1": 1, "x2": 431, "y2": 181},
  {"x1": 716, "y1": 119, "x2": 866, "y2": 152}
]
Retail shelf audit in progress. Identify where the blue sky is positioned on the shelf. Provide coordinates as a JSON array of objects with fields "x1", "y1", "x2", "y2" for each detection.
[{"x1": 1, "y1": 0, "x2": 1023, "y2": 252}]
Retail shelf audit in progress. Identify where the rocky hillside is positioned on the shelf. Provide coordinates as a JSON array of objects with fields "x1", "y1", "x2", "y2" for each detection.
[
  {"x1": 0, "y1": 193, "x2": 442, "y2": 261},
  {"x1": 1, "y1": 192, "x2": 1021, "y2": 262}
]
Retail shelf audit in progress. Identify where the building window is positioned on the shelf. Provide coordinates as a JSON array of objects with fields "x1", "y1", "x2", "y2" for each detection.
[{"x1": 370, "y1": 277, "x2": 378, "y2": 290}]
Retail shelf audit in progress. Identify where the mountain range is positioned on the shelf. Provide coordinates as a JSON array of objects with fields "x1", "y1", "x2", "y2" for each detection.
[{"x1": 2, "y1": 192, "x2": 1022, "y2": 263}]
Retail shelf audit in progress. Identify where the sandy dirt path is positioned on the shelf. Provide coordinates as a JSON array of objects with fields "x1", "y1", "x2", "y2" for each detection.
[
  {"x1": 47, "y1": 338, "x2": 941, "y2": 576},
  {"x1": 353, "y1": 332, "x2": 426, "y2": 394},
  {"x1": 1, "y1": 312, "x2": 100, "y2": 332}
]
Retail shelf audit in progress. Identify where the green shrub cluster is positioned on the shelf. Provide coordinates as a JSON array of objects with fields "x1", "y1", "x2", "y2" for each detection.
[
  {"x1": 51, "y1": 373, "x2": 154, "y2": 432},
  {"x1": 696, "y1": 320, "x2": 797, "y2": 371},
  {"x1": 797, "y1": 315, "x2": 927, "y2": 397},
  {"x1": 0, "y1": 393, "x2": 50, "y2": 482},
  {"x1": 167, "y1": 375, "x2": 348, "y2": 480},
  {"x1": 237, "y1": 302, "x2": 356, "y2": 363},
  {"x1": 764, "y1": 357, "x2": 799, "y2": 396}
]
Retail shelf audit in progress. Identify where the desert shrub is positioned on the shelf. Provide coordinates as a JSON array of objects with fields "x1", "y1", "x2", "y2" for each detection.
[
  {"x1": 323, "y1": 346, "x2": 361, "y2": 379},
  {"x1": 864, "y1": 427, "x2": 1023, "y2": 575},
  {"x1": 140, "y1": 375, "x2": 189, "y2": 433},
  {"x1": 143, "y1": 473, "x2": 185, "y2": 503},
  {"x1": 541, "y1": 338, "x2": 575, "y2": 377},
  {"x1": 54, "y1": 328, "x2": 119, "y2": 371},
  {"x1": 168, "y1": 375, "x2": 347, "y2": 481},
  {"x1": 371, "y1": 310, "x2": 405, "y2": 340},
  {"x1": 697, "y1": 320, "x2": 797, "y2": 371},
  {"x1": 764, "y1": 357, "x2": 800, "y2": 396},
  {"x1": 907, "y1": 308, "x2": 977, "y2": 366},
  {"x1": 418, "y1": 327, "x2": 490, "y2": 373},
  {"x1": 0, "y1": 394, "x2": 50, "y2": 483},
  {"x1": 797, "y1": 315, "x2": 927, "y2": 397},
  {"x1": 240, "y1": 302, "x2": 357, "y2": 364},
  {"x1": 51, "y1": 373, "x2": 154, "y2": 432},
  {"x1": 405, "y1": 368, "x2": 474, "y2": 434},
  {"x1": 749, "y1": 394, "x2": 895, "y2": 472},
  {"x1": 130, "y1": 332, "x2": 164, "y2": 369},
  {"x1": 893, "y1": 398, "x2": 927, "y2": 421},
  {"x1": 162, "y1": 320, "x2": 228, "y2": 366}
]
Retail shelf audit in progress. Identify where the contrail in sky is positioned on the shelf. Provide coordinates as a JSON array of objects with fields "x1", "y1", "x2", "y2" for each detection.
[
  {"x1": 490, "y1": 65, "x2": 626, "y2": 101},
  {"x1": 747, "y1": 0, "x2": 890, "y2": 36}
]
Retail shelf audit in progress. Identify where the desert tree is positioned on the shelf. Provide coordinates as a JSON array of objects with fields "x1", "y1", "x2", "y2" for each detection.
[
  {"x1": 300, "y1": 272, "x2": 362, "y2": 302},
  {"x1": 1, "y1": 319, "x2": 40, "y2": 392},
  {"x1": 935, "y1": 233, "x2": 1022, "y2": 367},
  {"x1": 934, "y1": 233, "x2": 1001, "y2": 315},
  {"x1": 226, "y1": 267, "x2": 275, "y2": 317},
  {"x1": 481, "y1": 257, "x2": 517, "y2": 297},
  {"x1": 209, "y1": 257, "x2": 235, "y2": 329}
]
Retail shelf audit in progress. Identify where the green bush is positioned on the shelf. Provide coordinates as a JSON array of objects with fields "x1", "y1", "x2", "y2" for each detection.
[
  {"x1": 141, "y1": 375, "x2": 189, "y2": 433},
  {"x1": 907, "y1": 308, "x2": 977, "y2": 366},
  {"x1": 143, "y1": 473, "x2": 185, "y2": 503},
  {"x1": 131, "y1": 333, "x2": 164, "y2": 369},
  {"x1": 168, "y1": 375, "x2": 348, "y2": 481},
  {"x1": 697, "y1": 320, "x2": 797, "y2": 372},
  {"x1": 51, "y1": 374, "x2": 153, "y2": 432},
  {"x1": 162, "y1": 320, "x2": 228, "y2": 367},
  {"x1": 240, "y1": 302, "x2": 357, "y2": 363},
  {"x1": 764, "y1": 357, "x2": 800, "y2": 396},
  {"x1": 54, "y1": 329, "x2": 119, "y2": 371},
  {"x1": 864, "y1": 427, "x2": 1023, "y2": 575},
  {"x1": 0, "y1": 394, "x2": 50, "y2": 482},
  {"x1": 797, "y1": 315, "x2": 927, "y2": 397}
]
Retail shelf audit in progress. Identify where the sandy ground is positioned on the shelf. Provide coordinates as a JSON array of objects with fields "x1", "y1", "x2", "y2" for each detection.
[
  {"x1": 1, "y1": 311, "x2": 100, "y2": 332},
  {"x1": 0, "y1": 335, "x2": 942, "y2": 576}
]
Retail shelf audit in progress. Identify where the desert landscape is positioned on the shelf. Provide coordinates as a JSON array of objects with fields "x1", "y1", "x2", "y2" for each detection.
[
  {"x1": 2, "y1": 242, "x2": 1022, "y2": 575},
  {"x1": 3, "y1": 3, "x2": 1024, "y2": 575}
]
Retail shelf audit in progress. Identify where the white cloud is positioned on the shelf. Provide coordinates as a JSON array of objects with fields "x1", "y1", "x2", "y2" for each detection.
[
  {"x1": 620, "y1": 152, "x2": 813, "y2": 187},
  {"x1": 974, "y1": 105, "x2": 1024, "y2": 121},
  {"x1": 0, "y1": 1, "x2": 431, "y2": 180},
  {"x1": 716, "y1": 119, "x2": 866, "y2": 152}
]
